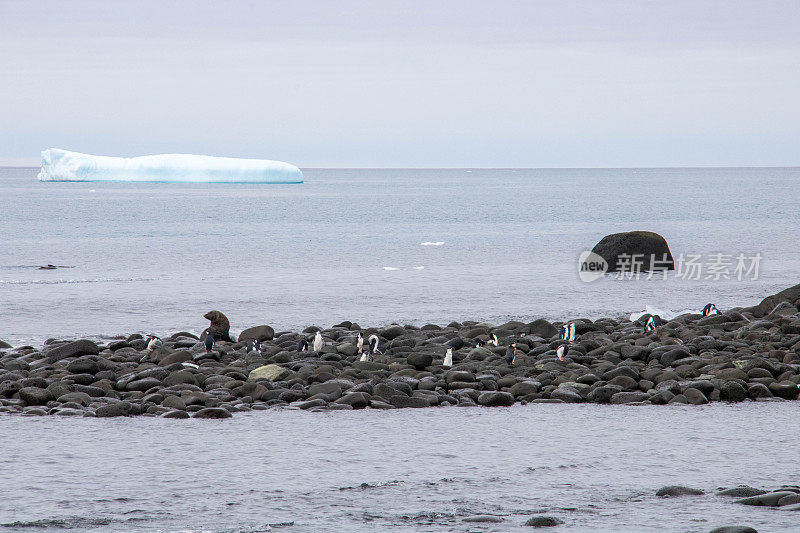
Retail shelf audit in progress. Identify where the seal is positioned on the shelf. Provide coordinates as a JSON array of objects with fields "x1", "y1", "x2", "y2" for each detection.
[{"x1": 201, "y1": 310, "x2": 232, "y2": 342}]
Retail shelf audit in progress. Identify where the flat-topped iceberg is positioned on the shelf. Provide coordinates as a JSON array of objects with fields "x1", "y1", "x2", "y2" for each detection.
[{"x1": 37, "y1": 148, "x2": 303, "y2": 183}]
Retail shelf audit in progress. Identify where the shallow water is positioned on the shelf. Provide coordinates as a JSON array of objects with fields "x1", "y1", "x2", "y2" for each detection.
[
  {"x1": 2, "y1": 167, "x2": 800, "y2": 345},
  {"x1": 1, "y1": 402, "x2": 798, "y2": 532}
]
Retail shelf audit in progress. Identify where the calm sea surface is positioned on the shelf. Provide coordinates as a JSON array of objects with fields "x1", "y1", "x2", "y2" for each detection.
[
  {"x1": 2, "y1": 167, "x2": 800, "y2": 532},
  {"x1": 1, "y1": 166, "x2": 799, "y2": 345},
  {"x1": 1, "y1": 403, "x2": 799, "y2": 532}
]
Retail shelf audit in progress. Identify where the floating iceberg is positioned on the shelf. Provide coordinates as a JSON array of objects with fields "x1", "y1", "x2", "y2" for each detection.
[{"x1": 37, "y1": 148, "x2": 303, "y2": 183}]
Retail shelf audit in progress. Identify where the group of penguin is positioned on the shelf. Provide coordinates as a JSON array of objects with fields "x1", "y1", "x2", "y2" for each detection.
[
  {"x1": 644, "y1": 303, "x2": 720, "y2": 333},
  {"x1": 142, "y1": 302, "x2": 722, "y2": 367}
]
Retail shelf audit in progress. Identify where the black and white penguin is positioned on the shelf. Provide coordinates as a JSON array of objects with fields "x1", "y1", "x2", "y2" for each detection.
[
  {"x1": 204, "y1": 334, "x2": 215, "y2": 352},
  {"x1": 356, "y1": 332, "x2": 364, "y2": 355},
  {"x1": 246, "y1": 339, "x2": 261, "y2": 354},
  {"x1": 472, "y1": 338, "x2": 486, "y2": 348},
  {"x1": 505, "y1": 343, "x2": 517, "y2": 365},
  {"x1": 556, "y1": 344, "x2": 569, "y2": 361},
  {"x1": 489, "y1": 333, "x2": 499, "y2": 347},
  {"x1": 368, "y1": 334, "x2": 386, "y2": 355},
  {"x1": 702, "y1": 303, "x2": 720, "y2": 316},
  {"x1": 644, "y1": 315, "x2": 666, "y2": 332},
  {"x1": 313, "y1": 331, "x2": 324, "y2": 352},
  {"x1": 443, "y1": 347, "x2": 453, "y2": 368},
  {"x1": 297, "y1": 338, "x2": 309, "y2": 352},
  {"x1": 359, "y1": 349, "x2": 372, "y2": 362},
  {"x1": 146, "y1": 335, "x2": 163, "y2": 351},
  {"x1": 560, "y1": 323, "x2": 575, "y2": 341}
]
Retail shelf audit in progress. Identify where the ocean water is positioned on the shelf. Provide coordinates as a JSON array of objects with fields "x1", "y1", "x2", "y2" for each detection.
[
  {"x1": 1, "y1": 166, "x2": 799, "y2": 345},
  {"x1": 1, "y1": 403, "x2": 798, "y2": 532}
]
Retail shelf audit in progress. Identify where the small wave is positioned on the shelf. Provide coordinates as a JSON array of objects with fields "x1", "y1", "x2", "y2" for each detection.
[
  {"x1": 0, "y1": 277, "x2": 156, "y2": 286},
  {"x1": 420, "y1": 242, "x2": 444, "y2": 246},
  {"x1": 382, "y1": 267, "x2": 400, "y2": 271},
  {"x1": 1, "y1": 516, "x2": 114, "y2": 528},
  {"x1": 412, "y1": 266, "x2": 425, "y2": 270}
]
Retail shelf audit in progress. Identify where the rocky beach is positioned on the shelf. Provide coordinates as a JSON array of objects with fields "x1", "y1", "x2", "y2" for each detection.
[{"x1": 2, "y1": 283, "x2": 799, "y2": 419}]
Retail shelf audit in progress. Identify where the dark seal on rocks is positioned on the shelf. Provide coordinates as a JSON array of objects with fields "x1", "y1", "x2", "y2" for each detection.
[
  {"x1": 591, "y1": 231, "x2": 674, "y2": 272},
  {"x1": 201, "y1": 310, "x2": 232, "y2": 342}
]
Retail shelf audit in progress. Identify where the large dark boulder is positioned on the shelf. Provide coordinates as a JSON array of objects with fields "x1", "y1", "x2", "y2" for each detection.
[
  {"x1": 238, "y1": 325, "x2": 274, "y2": 342},
  {"x1": 591, "y1": 231, "x2": 674, "y2": 273},
  {"x1": 45, "y1": 339, "x2": 100, "y2": 362},
  {"x1": 749, "y1": 282, "x2": 800, "y2": 317}
]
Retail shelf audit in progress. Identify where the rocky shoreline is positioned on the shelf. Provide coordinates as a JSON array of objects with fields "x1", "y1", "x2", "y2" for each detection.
[{"x1": 2, "y1": 284, "x2": 800, "y2": 418}]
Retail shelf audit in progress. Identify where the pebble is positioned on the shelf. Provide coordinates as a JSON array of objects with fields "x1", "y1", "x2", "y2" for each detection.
[{"x1": 0, "y1": 286, "x2": 799, "y2": 419}]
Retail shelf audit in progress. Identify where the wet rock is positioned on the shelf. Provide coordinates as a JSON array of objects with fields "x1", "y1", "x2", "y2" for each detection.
[
  {"x1": 736, "y1": 491, "x2": 796, "y2": 506},
  {"x1": 656, "y1": 485, "x2": 704, "y2": 497},
  {"x1": 406, "y1": 352, "x2": 433, "y2": 370},
  {"x1": 549, "y1": 388, "x2": 583, "y2": 403},
  {"x1": 45, "y1": 339, "x2": 100, "y2": 362},
  {"x1": 66, "y1": 357, "x2": 99, "y2": 375},
  {"x1": 610, "y1": 391, "x2": 649, "y2": 404},
  {"x1": 708, "y1": 527, "x2": 758, "y2": 533},
  {"x1": 126, "y1": 377, "x2": 163, "y2": 392},
  {"x1": 18, "y1": 387, "x2": 50, "y2": 406},
  {"x1": 591, "y1": 231, "x2": 674, "y2": 272},
  {"x1": 56, "y1": 392, "x2": 91, "y2": 406},
  {"x1": 336, "y1": 392, "x2": 370, "y2": 409},
  {"x1": 158, "y1": 351, "x2": 193, "y2": 366},
  {"x1": 769, "y1": 381, "x2": 799, "y2": 400},
  {"x1": 683, "y1": 388, "x2": 709, "y2": 405},
  {"x1": 388, "y1": 395, "x2": 429, "y2": 408},
  {"x1": 238, "y1": 325, "x2": 275, "y2": 342},
  {"x1": 720, "y1": 382, "x2": 748, "y2": 402},
  {"x1": 192, "y1": 407, "x2": 233, "y2": 419},
  {"x1": 95, "y1": 401, "x2": 132, "y2": 417},
  {"x1": 477, "y1": 391, "x2": 515, "y2": 407},
  {"x1": 509, "y1": 381, "x2": 541, "y2": 397},
  {"x1": 718, "y1": 486, "x2": 767, "y2": 497},
  {"x1": 524, "y1": 516, "x2": 564, "y2": 527},
  {"x1": 248, "y1": 364, "x2": 293, "y2": 382},
  {"x1": 160, "y1": 409, "x2": 190, "y2": 419},
  {"x1": 380, "y1": 325, "x2": 405, "y2": 340},
  {"x1": 777, "y1": 494, "x2": 800, "y2": 506}
]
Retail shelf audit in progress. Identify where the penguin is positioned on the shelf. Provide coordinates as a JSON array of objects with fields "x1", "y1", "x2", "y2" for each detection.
[
  {"x1": 568, "y1": 322, "x2": 576, "y2": 342},
  {"x1": 204, "y1": 334, "x2": 215, "y2": 352},
  {"x1": 368, "y1": 334, "x2": 386, "y2": 355},
  {"x1": 472, "y1": 338, "x2": 485, "y2": 348},
  {"x1": 146, "y1": 335, "x2": 163, "y2": 351},
  {"x1": 246, "y1": 339, "x2": 261, "y2": 354},
  {"x1": 313, "y1": 331, "x2": 324, "y2": 352},
  {"x1": 356, "y1": 332, "x2": 364, "y2": 354},
  {"x1": 359, "y1": 350, "x2": 372, "y2": 362},
  {"x1": 443, "y1": 347, "x2": 453, "y2": 368},
  {"x1": 505, "y1": 343, "x2": 517, "y2": 365},
  {"x1": 560, "y1": 324, "x2": 568, "y2": 340},
  {"x1": 556, "y1": 344, "x2": 569, "y2": 361},
  {"x1": 489, "y1": 333, "x2": 499, "y2": 347},
  {"x1": 297, "y1": 338, "x2": 309, "y2": 352},
  {"x1": 644, "y1": 315, "x2": 666, "y2": 332},
  {"x1": 702, "y1": 303, "x2": 720, "y2": 316}
]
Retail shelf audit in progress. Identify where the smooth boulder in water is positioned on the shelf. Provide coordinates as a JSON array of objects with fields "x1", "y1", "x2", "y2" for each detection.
[{"x1": 590, "y1": 231, "x2": 674, "y2": 273}]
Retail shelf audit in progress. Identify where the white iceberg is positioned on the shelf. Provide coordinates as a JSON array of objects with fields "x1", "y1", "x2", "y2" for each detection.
[{"x1": 37, "y1": 148, "x2": 303, "y2": 183}]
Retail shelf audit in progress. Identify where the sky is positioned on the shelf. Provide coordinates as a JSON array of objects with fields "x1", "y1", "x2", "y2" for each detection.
[{"x1": 1, "y1": 0, "x2": 799, "y2": 167}]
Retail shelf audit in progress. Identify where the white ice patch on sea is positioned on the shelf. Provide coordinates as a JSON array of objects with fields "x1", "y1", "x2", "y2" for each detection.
[
  {"x1": 37, "y1": 148, "x2": 303, "y2": 183},
  {"x1": 420, "y1": 242, "x2": 444, "y2": 246},
  {"x1": 629, "y1": 305, "x2": 700, "y2": 321}
]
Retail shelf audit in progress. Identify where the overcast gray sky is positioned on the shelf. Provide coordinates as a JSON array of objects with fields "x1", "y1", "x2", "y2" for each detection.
[{"x1": 2, "y1": 0, "x2": 799, "y2": 167}]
